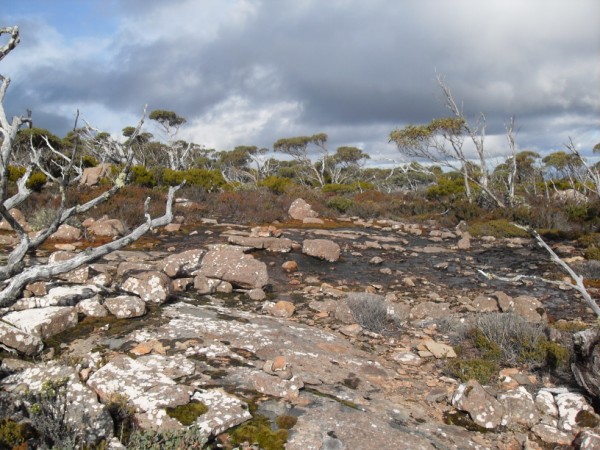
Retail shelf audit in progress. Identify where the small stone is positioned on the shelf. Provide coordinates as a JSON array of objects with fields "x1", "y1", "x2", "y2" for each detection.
[
  {"x1": 264, "y1": 300, "x2": 296, "y2": 318},
  {"x1": 282, "y1": 260, "x2": 298, "y2": 273},
  {"x1": 339, "y1": 323, "x2": 363, "y2": 337},
  {"x1": 424, "y1": 341, "x2": 456, "y2": 358}
]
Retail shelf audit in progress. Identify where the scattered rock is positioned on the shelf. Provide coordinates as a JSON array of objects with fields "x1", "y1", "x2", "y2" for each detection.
[
  {"x1": 0, "y1": 321, "x2": 44, "y2": 355},
  {"x1": 263, "y1": 300, "x2": 296, "y2": 318},
  {"x1": 199, "y1": 245, "x2": 269, "y2": 289},
  {"x1": 3, "y1": 306, "x2": 78, "y2": 340},
  {"x1": 121, "y1": 271, "x2": 172, "y2": 304},
  {"x1": 451, "y1": 380, "x2": 504, "y2": 429},
  {"x1": 288, "y1": 198, "x2": 318, "y2": 220},
  {"x1": 159, "y1": 249, "x2": 205, "y2": 278},
  {"x1": 86, "y1": 216, "x2": 126, "y2": 237},
  {"x1": 80, "y1": 163, "x2": 111, "y2": 186},
  {"x1": 104, "y1": 295, "x2": 146, "y2": 318},
  {"x1": 423, "y1": 341, "x2": 456, "y2": 359},
  {"x1": 302, "y1": 239, "x2": 341, "y2": 262}
]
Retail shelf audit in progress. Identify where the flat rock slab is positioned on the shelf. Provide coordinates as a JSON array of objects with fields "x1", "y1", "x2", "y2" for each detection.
[
  {"x1": 227, "y1": 235, "x2": 293, "y2": 252},
  {"x1": 3, "y1": 306, "x2": 78, "y2": 340},
  {"x1": 199, "y1": 245, "x2": 269, "y2": 289},
  {"x1": 0, "y1": 321, "x2": 43, "y2": 355},
  {"x1": 191, "y1": 389, "x2": 252, "y2": 437}
]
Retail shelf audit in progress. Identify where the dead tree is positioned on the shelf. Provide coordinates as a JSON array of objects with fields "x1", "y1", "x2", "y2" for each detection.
[{"x1": 0, "y1": 26, "x2": 180, "y2": 307}]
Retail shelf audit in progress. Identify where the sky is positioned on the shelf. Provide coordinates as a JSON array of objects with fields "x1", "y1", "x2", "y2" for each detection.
[{"x1": 1, "y1": 0, "x2": 599, "y2": 167}]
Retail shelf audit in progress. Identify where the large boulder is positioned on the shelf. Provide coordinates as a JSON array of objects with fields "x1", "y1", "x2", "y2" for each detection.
[
  {"x1": 451, "y1": 380, "x2": 504, "y2": 429},
  {"x1": 0, "y1": 321, "x2": 44, "y2": 355},
  {"x1": 2, "y1": 306, "x2": 78, "y2": 340},
  {"x1": 12, "y1": 285, "x2": 100, "y2": 310},
  {"x1": 0, "y1": 208, "x2": 32, "y2": 232},
  {"x1": 302, "y1": 239, "x2": 341, "y2": 262},
  {"x1": 86, "y1": 216, "x2": 126, "y2": 237},
  {"x1": 199, "y1": 245, "x2": 269, "y2": 289},
  {"x1": 104, "y1": 295, "x2": 146, "y2": 318},
  {"x1": 288, "y1": 198, "x2": 318, "y2": 221},
  {"x1": 121, "y1": 271, "x2": 172, "y2": 304},
  {"x1": 49, "y1": 223, "x2": 83, "y2": 241},
  {"x1": 80, "y1": 163, "x2": 111, "y2": 187}
]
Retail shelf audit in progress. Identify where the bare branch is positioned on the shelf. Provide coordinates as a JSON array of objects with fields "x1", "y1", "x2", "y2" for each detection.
[{"x1": 0, "y1": 26, "x2": 19, "y2": 62}]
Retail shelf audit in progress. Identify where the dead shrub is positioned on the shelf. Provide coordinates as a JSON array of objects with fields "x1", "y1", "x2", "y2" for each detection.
[{"x1": 345, "y1": 293, "x2": 401, "y2": 335}]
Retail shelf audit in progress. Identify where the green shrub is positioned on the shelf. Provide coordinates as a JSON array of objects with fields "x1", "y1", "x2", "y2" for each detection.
[
  {"x1": 445, "y1": 359, "x2": 498, "y2": 384},
  {"x1": 130, "y1": 165, "x2": 157, "y2": 187},
  {"x1": 0, "y1": 418, "x2": 27, "y2": 448},
  {"x1": 81, "y1": 155, "x2": 99, "y2": 168},
  {"x1": 163, "y1": 168, "x2": 225, "y2": 191},
  {"x1": 26, "y1": 171, "x2": 47, "y2": 192},
  {"x1": 322, "y1": 183, "x2": 356, "y2": 194},
  {"x1": 7, "y1": 165, "x2": 26, "y2": 182},
  {"x1": 585, "y1": 246, "x2": 600, "y2": 261},
  {"x1": 28, "y1": 207, "x2": 59, "y2": 231},
  {"x1": 258, "y1": 175, "x2": 292, "y2": 194},
  {"x1": 327, "y1": 196, "x2": 354, "y2": 213}
]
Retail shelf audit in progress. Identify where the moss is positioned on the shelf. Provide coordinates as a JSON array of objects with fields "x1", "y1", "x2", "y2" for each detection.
[
  {"x1": 575, "y1": 410, "x2": 600, "y2": 428},
  {"x1": 166, "y1": 401, "x2": 208, "y2": 426},
  {"x1": 445, "y1": 359, "x2": 498, "y2": 384},
  {"x1": 230, "y1": 414, "x2": 288, "y2": 450},
  {"x1": 0, "y1": 418, "x2": 28, "y2": 448},
  {"x1": 468, "y1": 220, "x2": 529, "y2": 238},
  {"x1": 275, "y1": 415, "x2": 297, "y2": 430}
]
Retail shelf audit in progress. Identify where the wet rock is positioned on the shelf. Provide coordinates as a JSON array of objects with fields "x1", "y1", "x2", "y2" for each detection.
[
  {"x1": 122, "y1": 270, "x2": 172, "y2": 304},
  {"x1": 76, "y1": 297, "x2": 109, "y2": 318},
  {"x1": 80, "y1": 163, "x2": 111, "y2": 186},
  {"x1": 159, "y1": 248, "x2": 205, "y2": 278},
  {"x1": 1, "y1": 362, "x2": 113, "y2": 445},
  {"x1": 228, "y1": 235, "x2": 294, "y2": 252},
  {"x1": 199, "y1": 245, "x2": 269, "y2": 289},
  {"x1": 451, "y1": 380, "x2": 504, "y2": 429},
  {"x1": 302, "y1": 239, "x2": 341, "y2": 262},
  {"x1": 0, "y1": 321, "x2": 43, "y2": 355},
  {"x1": 263, "y1": 300, "x2": 295, "y2": 318},
  {"x1": 86, "y1": 216, "x2": 127, "y2": 237},
  {"x1": 288, "y1": 198, "x2": 318, "y2": 220},
  {"x1": 282, "y1": 260, "x2": 298, "y2": 273},
  {"x1": 191, "y1": 389, "x2": 252, "y2": 437},
  {"x1": 104, "y1": 295, "x2": 146, "y2": 318},
  {"x1": 3, "y1": 306, "x2": 78, "y2": 340}
]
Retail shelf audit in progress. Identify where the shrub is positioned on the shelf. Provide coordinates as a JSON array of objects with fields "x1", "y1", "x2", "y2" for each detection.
[
  {"x1": 163, "y1": 168, "x2": 225, "y2": 192},
  {"x1": 585, "y1": 246, "x2": 600, "y2": 261},
  {"x1": 7, "y1": 165, "x2": 26, "y2": 182},
  {"x1": 259, "y1": 176, "x2": 292, "y2": 194},
  {"x1": 468, "y1": 219, "x2": 530, "y2": 238},
  {"x1": 445, "y1": 359, "x2": 498, "y2": 385},
  {"x1": 322, "y1": 183, "x2": 356, "y2": 194},
  {"x1": 26, "y1": 171, "x2": 47, "y2": 192},
  {"x1": 126, "y1": 426, "x2": 208, "y2": 449},
  {"x1": 130, "y1": 165, "x2": 157, "y2": 188},
  {"x1": 81, "y1": 155, "x2": 99, "y2": 168},
  {"x1": 345, "y1": 293, "x2": 401, "y2": 335},
  {"x1": 327, "y1": 196, "x2": 354, "y2": 214},
  {"x1": 28, "y1": 207, "x2": 59, "y2": 231}
]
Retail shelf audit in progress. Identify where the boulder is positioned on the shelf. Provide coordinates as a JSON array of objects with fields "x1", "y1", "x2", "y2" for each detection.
[
  {"x1": 227, "y1": 235, "x2": 293, "y2": 252},
  {"x1": 48, "y1": 250, "x2": 90, "y2": 284},
  {"x1": 80, "y1": 163, "x2": 111, "y2": 186},
  {"x1": 158, "y1": 248, "x2": 205, "y2": 278},
  {"x1": 247, "y1": 288, "x2": 266, "y2": 301},
  {"x1": 498, "y1": 386, "x2": 539, "y2": 428},
  {"x1": 0, "y1": 321, "x2": 44, "y2": 355},
  {"x1": 12, "y1": 285, "x2": 100, "y2": 310},
  {"x1": 121, "y1": 271, "x2": 172, "y2": 304},
  {"x1": 76, "y1": 297, "x2": 109, "y2": 318},
  {"x1": 263, "y1": 300, "x2": 296, "y2": 318},
  {"x1": 104, "y1": 295, "x2": 147, "y2": 318},
  {"x1": 0, "y1": 208, "x2": 32, "y2": 232},
  {"x1": 86, "y1": 217, "x2": 126, "y2": 237},
  {"x1": 451, "y1": 380, "x2": 504, "y2": 429},
  {"x1": 193, "y1": 274, "x2": 221, "y2": 294},
  {"x1": 497, "y1": 294, "x2": 546, "y2": 322},
  {"x1": 302, "y1": 239, "x2": 341, "y2": 262},
  {"x1": 116, "y1": 261, "x2": 156, "y2": 277},
  {"x1": 288, "y1": 198, "x2": 318, "y2": 220},
  {"x1": 199, "y1": 245, "x2": 269, "y2": 289},
  {"x1": 556, "y1": 391, "x2": 596, "y2": 432},
  {"x1": 50, "y1": 223, "x2": 83, "y2": 241},
  {"x1": 2, "y1": 306, "x2": 78, "y2": 340}
]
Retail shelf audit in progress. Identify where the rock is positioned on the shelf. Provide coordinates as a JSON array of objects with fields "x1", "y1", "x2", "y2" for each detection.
[
  {"x1": 451, "y1": 380, "x2": 504, "y2": 429},
  {"x1": 136, "y1": 354, "x2": 196, "y2": 379},
  {"x1": 251, "y1": 372, "x2": 303, "y2": 400},
  {"x1": 572, "y1": 327, "x2": 600, "y2": 398},
  {"x1": 0, "y1": 321, "x2": 44, "y2": 355},
  {"x1": 303, "y1": 217, "x2": 324, "y2": 224},
  {"x1": 507, "y1": 295, "x2": 546, "y2": 322},
  {"x1": 158, "y1": 249, "x2": 205, "y2": 278},
  {"x1": 457, "y1": 232, "x2": 471, "y2": 250},
  {"x1": 472, "y1": 294, "x2": 499, "y2": 312},
  {"x1": 80, "y1": 163, "x2": 111, "y2": 186},
  {"x1": 531, "y1": 424, "x2": 573, "y2": 446},
  {"x1": 199, "y1": 245, "x2": 269, "y2": 289},
  {"x1": 13, "y1": 284, "x2": 100, "y2": 310},
  {"x1": 76, "y1": 297, "x2": 109, "y2": 318},
  {"x1": 1, "y1": 362, "x2": 113, "y2": 445},
  {"x1": 163, "y1": 223, "x2": 181, "y2": 233},
  {"x1": 555, "y1": 392, "x2": 595, "y2": 432},
  {"x1": 288, "y1": 198, "x2": 318, "y2": 220},
  {"x1": 369, "y1": 256, "x2": 384, "y2": 265},
  {"x1": 48, "y1": 250, "x2": 90, "y2": 283},
  {"x1": 122, "y1": 271, "x2": 172, "y2": 304},
  {"x1": 553, "y1": 188, "x2": 587, "y2": 204},
  {"x1": 0, "y1": 208, "x2": 32, "y2": 232},
  {"x1": 227, "y1": 235, "x2": 294, "y2": 252},
  {"x1": 498, "y1": 387, "x2": 539, "y2": 428},
  {"x1": 25, "y1": 281, "x2": 47, "y2": 297},
  {"x1": 535, "y1": 390, "x2": 558, "y2": 418},
  {"x1": 250, "y1": 225, "x2": 282, "y2": 238},
  {"x1": 391, "y1": 352, "x2": 423, "y2": 367},
  {"x1": 191, "y1": 389, "x2": 252, "y2": 436},
  {"x1": 339, "y1": 323, "x2": 363, "y2": 337},
  {"x1": 131, "y1": 340, "x2": 168, "y2": 356},
  {"x1": 575, "y1": 430, "x2": 600, "y2": 449},
  {"x1": 302, "y1": 239, "x2": 341, "y2": 262},
  {"x1": 87, "y1": 355, "x2": 192, "y2": 426},
  {"x1": 50, "y1": 223, "x2": 83, "y2": 241},
  {"x1": 171, "y1": 277, "x2": 194, "y2": 292},
  {"x1": 3, "y1": 306, "x2": 78, "y2": 340},
  {"x1": 263, "y1": 300, "x2": 295, "y2": 318},
  {"x1": 116, "y1": 261, "x2": 156, "y2": 277},
  {"x1": 87, "y1": 217, "x2": 126, "y2": 237},
  {"x1": 193, "y1": 274, "x2": 221, "y2": 294},
  {"x1": 247, "y1": 288, "x2": 266, "y2": 301},
  {"x1": 104, "y1": 295, "x2": 147, "y2": 318},
  {"x1": 410, "y1": 301, "x2": 450, "y2": 320},
  {"x1": 423, "y1": 341, "x2": 456, "y2": 358}
]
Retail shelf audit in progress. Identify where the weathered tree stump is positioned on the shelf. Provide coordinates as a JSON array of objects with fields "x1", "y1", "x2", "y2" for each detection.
[{"x1": 572, "y1": 328, "x2": 600, "y2": 400}]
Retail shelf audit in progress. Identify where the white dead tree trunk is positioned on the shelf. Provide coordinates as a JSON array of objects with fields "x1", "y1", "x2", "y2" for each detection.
[{"x1": 0, "y1": 26, "x2": 181, "y2": 307}]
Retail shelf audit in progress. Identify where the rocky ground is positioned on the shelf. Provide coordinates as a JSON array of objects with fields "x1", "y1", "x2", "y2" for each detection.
[{"x1": 1, "y1": 199, "x2": 600, "y2": 449}]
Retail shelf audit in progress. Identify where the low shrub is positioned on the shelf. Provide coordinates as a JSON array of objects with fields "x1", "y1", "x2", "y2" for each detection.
[
  {"x1": 345, "y1": 293, "x2": 401, "y2": 335},
  {"x1": 7, "y1": 165, "x2": 26, "y2": 183},
  {"x1": 468, "y1": 219, "x2": 530, "y2": 238},
  {"x1": 130, "y1": 165, "x2": 157, "y2": 188},
  {"x1": 26, "y1": 171, "x2": 47, "y2": 192},
  {"x1": 584, "y1": 246, "x2": 600, "y2": 261},
  {"x1": 258, "y1": 176, "x2": 292, "y2": 194},
  {"x1": 445, "y1": 358, "x2": 498, "y2": 385},
  {"x1": 28, "y1": 207, "x2": 59, "y2": 231},
  {"x1": 327, "y1": 196, "x2": 354, "y2": 214},
  {"x1": 126, "y1": 425, "x2": 208, "y2": 449}
]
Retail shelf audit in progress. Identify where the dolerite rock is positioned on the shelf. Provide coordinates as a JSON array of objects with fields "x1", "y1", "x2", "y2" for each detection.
[
  {"x1": 159, "y1": 249, "x2": 205, "y2": 278},
  {"x1": 263, "y1": 300, "x2": 295, "y2": 318},
  {"x1": 227, "y1": 235, "x2": 293, "y2": 253},
  {"x1": 49, "y1": 223, "x2": 83, "y2": 241},
  {"x1": 104, "y1": 295, "x2": 146, "y2": 318},
  {"x1": 451, "y1": 380, "x2": 504, "y2": 429},
  {"x1": 12, "y1": 285, "x2": 100, "y2": 310},
  {"x1": 498, "y1": 386, "x2": 539, "y2": 428},
  {"x1": 0, "y1": 321, "x2": 43, "y2": 355},
  {"x1": 80, "y1": 163, "x2": 111, "y2": 186},
  {"x1": 86, "y1": 217, "x2": 126, "y2": 237},
  {"x1": 76, "y1": 297, "x2": 109, "y2": 318},
  {"x1": 497, "y1": 294, "x2": 546, "y2": 322},
  {"x1": 2, "y1": 306, "x2": 78, "y2": 340},
  {"x1": 302, "y1": 239, "x2": 341, "y2": 262},
  {"x1": 121, "y1": 271, "x2": 172, "y2": 304},
  {"x1": 288, "y1": 198, "x2": 318, "y2": 220},
  {"x1": 0, "y1": 208, "x2": 32, "y2": 232},
  {"x1": 199, "y1": 245, "x2": 269, "y2": 289},
  {"x1": 47, "y1": 250, "x2": 89, "y2": 284}
]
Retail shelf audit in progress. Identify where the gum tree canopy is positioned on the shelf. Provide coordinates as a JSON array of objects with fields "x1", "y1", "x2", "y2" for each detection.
[{"x1": 0, "y1": 26, "x2": 181, "y2": 307}]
